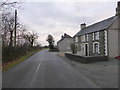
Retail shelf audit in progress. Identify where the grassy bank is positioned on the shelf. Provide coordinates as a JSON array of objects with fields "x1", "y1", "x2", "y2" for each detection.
[{"x1": 3, "y1": 49, "x2": 42, "y2": 72}]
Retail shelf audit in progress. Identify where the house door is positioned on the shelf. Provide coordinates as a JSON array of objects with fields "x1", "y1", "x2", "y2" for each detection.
[{"x1": 85, "y1": 44, "x2": 89, "y2": 56}]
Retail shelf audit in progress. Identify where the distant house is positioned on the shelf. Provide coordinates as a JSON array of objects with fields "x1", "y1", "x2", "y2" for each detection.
[
  {"x1": 73, "y1": 2, "x2": 120, "y2": 58},
  {"x1": 57, "y1": 33, "x2": 73, "y2": 52}
]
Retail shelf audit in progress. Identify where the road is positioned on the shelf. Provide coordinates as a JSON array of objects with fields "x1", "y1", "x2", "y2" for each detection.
[{"x1": 3, "y1": 50, "x2": 99, "y2": 88}]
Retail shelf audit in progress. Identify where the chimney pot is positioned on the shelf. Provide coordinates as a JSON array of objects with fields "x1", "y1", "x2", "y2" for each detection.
[{"x1": 80, "y1": 23, "x2": 86, "y2": 29}]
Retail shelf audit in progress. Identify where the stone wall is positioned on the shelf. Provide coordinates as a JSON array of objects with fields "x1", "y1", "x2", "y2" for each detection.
[
  {"x1": 65, "y1": 53, "x2": 108, "y2": 63},
  {"x1": 89, "y1": 33, "x2": 93, "y2": 56},
  {"x1": 99, "y1": 30, "x2": 106, "y2": 55}
]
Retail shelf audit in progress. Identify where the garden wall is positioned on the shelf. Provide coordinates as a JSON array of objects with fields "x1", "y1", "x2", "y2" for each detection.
[{"x1": 65, "y1": 53, "x2": 108, "y2": 63}]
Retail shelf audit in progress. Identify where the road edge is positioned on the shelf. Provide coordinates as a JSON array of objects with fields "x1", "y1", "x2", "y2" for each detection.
[{"x1": 2, "y1": 49, "x2": 42, "y2": 72}]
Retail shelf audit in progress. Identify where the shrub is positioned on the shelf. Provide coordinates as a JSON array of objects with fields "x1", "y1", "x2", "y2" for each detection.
[
  {"x1": 2, "y1": 45, "x2": 41, "y2": 63},
  {"x1": 70, "y1": 43, "x2": 77, "y2": 54}
]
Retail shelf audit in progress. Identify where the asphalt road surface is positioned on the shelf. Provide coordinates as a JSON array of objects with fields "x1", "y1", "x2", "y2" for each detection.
[{"x1": 3, "y1": 50, "x2": 99, "y2": 88}]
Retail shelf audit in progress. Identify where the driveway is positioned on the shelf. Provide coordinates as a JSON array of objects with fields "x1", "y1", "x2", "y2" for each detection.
[{"x1": 59, "y1": 53, "x2": 118, "y2": 88}]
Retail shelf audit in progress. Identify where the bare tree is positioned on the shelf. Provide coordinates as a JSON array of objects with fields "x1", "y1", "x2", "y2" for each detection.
[
  {"x1": 70, "y1": 43, "x2": 77, "y2": 54},
  {"x1": 1, "y1": 1, "x2": 41, "y2": 63},
  {"x1": 0, "y1": 0, "x2": 20, "y2": 11},
  {"x1": 16, "y1": 25, "x2": 26, "y2": 46},
  {"x1": 23, "y1": 32, "x2": 38, "y2": 47},
  {"x1": 2, "y1": 12, "x2": 21, "y2": 46},
  {"x1": 1, "y1": 0, "x2": 22, "y2": 47},
  {"x1": 2, "y1": 12, "x2": 14, "y2": 46}
]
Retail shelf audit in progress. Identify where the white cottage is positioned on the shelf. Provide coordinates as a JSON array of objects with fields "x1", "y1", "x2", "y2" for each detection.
[
  {"x1": 73, "y1": 2, "x2": 120, "y2": 58},
  {"x1": 57, "y1": 33, "x2": 73, "y2": 52}
]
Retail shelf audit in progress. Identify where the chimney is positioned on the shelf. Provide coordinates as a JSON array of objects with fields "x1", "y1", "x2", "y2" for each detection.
[
  {"x1": 116, "y1": 1, "x2": 120, "y2": 16},
  {"x1": 80, "y1": 23, "x2": 86, "y2": 29}
]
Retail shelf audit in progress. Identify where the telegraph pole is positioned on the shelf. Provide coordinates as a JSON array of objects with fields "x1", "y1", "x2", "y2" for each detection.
[{"x1": 14, "y1": 9, "x2": 17, "y2": 47}]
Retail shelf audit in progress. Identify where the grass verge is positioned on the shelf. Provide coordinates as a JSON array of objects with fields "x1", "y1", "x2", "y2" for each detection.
[{"x1": 3, "y1": 49, "x2": 41, "y2": 72}]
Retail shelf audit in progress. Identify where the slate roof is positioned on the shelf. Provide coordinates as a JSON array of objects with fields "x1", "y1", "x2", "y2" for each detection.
[
  {"x1": 57, "y1": 33, "x2": 72, "y2": 43},
  {"x1": 74, "y1": 16, "x2": 118, "y2": 37}
]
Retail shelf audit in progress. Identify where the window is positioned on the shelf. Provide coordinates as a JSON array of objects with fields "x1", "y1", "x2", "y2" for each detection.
[
  {"x1": 81, "y1": 44, "x2": 84, "y2": 51},
  {"x1": 93, "y1": 42, "x2": 100, "y2": 54},
  {"x1": 75, "y1": 44, "x2": 78, "y2": 50},
  {"x1": 94, "y1": 43, "x2": 99, "y2": 53},
  {"x1": 92, "y1": 33, "x2": 94, "y2": 40},
  {"x1": 95, "y1": 32, "x2": 99, "y2": 40},
  {"x1": 93, "y1": 32, "x2": 99, "y2": 40},
  {"x1": 85, "y1": 34, "x2": 89, "y2": 41},
  {"x1": 81, "y1": 35, "x2": 88, "y2": 42},
  {"x1": 81, "y1": 35, "x2": 85, "y2": 42},
  {"x1": 75, "y1": 37, "x2": 78, "y2": 42}
]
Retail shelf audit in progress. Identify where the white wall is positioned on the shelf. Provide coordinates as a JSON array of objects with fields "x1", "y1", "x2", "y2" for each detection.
[
  {"x1": 118, "y1": 30, "x2": 120, "y2": 56},
  {"x1": 108, "y1": 17, "x2": 119, "y2": 57},
  {"x1": 108, "y1": 30, "x2": 119, "y2": 57},
  {"x1": 58, "y1": 38, "x2": 73, "y2": 52}
]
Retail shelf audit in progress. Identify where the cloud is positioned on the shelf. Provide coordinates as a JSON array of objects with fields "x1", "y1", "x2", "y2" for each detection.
[
  {"x1": 19, "y1": 0, "x2": 119, "y2": 2},
  {"x1": 18, "y1": 1, "x2": 117, "y2": 45}
]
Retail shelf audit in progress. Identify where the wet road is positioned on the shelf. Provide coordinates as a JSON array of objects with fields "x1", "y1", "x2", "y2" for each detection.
[{"x1": 3, "y1": 50, "x2": 98, "y2": 88}]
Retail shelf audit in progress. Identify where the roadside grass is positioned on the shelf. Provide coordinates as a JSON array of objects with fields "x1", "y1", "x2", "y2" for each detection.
[{"x1": 2, "y1": 49, "x2": 43, "y2": 72}]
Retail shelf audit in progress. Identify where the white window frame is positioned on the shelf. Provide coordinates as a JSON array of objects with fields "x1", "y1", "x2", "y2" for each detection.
[
  {"x1": 75, "y1": 37, "x2": 78, "y2": 42},
  {"x1": 93, "y1": 42, "x2": 100, "y2": 54},
  {"x1": 81, "y1": 43, "x2": 84, "y2": 51},
  {"x1": 86, "y1": 34, "x2": 89, "y2": 41},
  {"x1": 83, "y1": 35, "x2": 85, "y2": 41},
  {"x1": 95, "y1": 32, "x2": 99, "y2": 40},
  {"x1": 92, "y1": 33, "x2": 94, "y2": 40},
  {"x1": 81, "y1": 35, "x2": 85, "y2": 42},
  {"x1": 93, "y1": 32, "x2": 99, "y2": 40}
]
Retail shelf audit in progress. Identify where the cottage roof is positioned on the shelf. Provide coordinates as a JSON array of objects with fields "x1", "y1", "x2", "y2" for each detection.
[
  {"x1": 74, "y1": 16, "x2": 118, "y2": 37},
  {"x1": 57, "y1": 33, "x2": 72, "y2": 43}
]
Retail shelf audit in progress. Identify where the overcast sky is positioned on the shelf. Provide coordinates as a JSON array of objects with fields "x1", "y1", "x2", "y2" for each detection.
[{"x1": 17, "y1": 0, "x2": 119, "y2": 46}]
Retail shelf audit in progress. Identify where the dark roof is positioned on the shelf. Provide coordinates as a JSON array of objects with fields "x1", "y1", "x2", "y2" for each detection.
[
  {"x1": 74, "y1": 16, "x2": 118, "y2": 37},
  {"x1": 57, "y1": 33, "x2": 72, "y2": 43}
]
